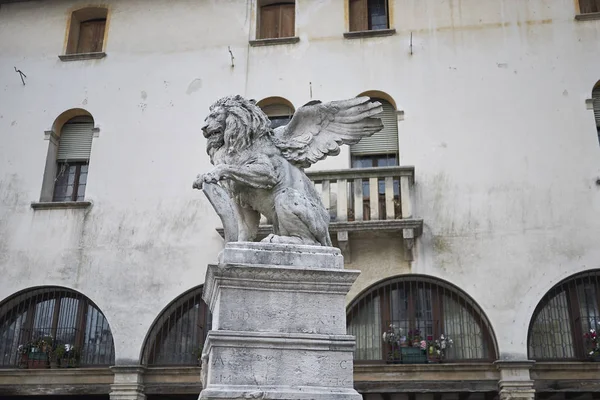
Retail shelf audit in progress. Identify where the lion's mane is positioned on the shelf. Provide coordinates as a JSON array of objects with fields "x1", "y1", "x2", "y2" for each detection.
[{"x1": 210, "y1": 95, "x2": 272, "y2": 153}]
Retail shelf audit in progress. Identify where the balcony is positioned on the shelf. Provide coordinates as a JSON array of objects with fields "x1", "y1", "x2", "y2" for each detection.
[{"x1": 217, "y1": 166, "x2": 423, "y2": 261}]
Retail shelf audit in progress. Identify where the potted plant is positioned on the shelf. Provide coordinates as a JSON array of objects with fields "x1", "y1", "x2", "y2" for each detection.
[
  {"x1": 584, "y1": 329, "x2": 600, "y2": 361},
  {"x1": 382, "y1": 324, "x2": 403, "y2": 364},
  {"x1": 18, "y1": 336, "x2": 53, "y2": 369},
  {"x1": 427, "y1": 334, "x2": 453, "y2": 363},
  {"x1": 53, "y1": 344, "x2": 66, "y2": 368}
]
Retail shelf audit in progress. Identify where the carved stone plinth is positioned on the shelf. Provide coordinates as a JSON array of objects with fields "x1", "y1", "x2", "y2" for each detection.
[
  {"x1": 495, "y1": 361, "x2": 535, "y2": 400},
  {"x1": 110, "y1": 366, "x2": 145, "y2": 400},
  {"x1": 199, "y1": 242, "x2": 362, "y2": 400}
]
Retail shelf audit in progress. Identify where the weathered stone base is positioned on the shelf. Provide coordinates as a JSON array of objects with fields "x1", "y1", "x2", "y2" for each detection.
[
  {"x1": 199, "y1": 242, "x2": 362, "y2": 400},
  {"x1": 200, "y1": 385, "x2": 362, "y2": 400}
]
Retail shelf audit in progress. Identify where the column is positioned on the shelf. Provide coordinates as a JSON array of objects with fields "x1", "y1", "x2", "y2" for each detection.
[
  {"x1": 495, "y1": 360, "x2": 535, "y2": 400},
  {"x1": 110, "y1": 365, "x2": 146, "y2": 400}
]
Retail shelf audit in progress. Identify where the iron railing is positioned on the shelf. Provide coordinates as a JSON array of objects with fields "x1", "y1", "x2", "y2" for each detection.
[
  {"x1": 0, "y1": 287, "x2": 115, "y2": 368},
  {"x1": 529, "y1": 270, "x2": 600, "y2": 361},
  {"x1": 347, "y1": 277, "x2": 496, "y2": 363}
]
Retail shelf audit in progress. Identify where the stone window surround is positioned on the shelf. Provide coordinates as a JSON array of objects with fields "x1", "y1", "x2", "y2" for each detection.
[{"x1": 35, "y1": 121, "x2": 99, "y2": 206}]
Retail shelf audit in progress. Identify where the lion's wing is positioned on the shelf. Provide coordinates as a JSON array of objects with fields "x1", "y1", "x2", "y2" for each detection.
[{"x1": 271, "y1": 97, "x2": 384, "y2": 168}]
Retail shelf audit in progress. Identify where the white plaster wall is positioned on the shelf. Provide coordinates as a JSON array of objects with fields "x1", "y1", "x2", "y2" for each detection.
[{"x1": 0, "y1": 0, "x2": 599, "y2": 363}]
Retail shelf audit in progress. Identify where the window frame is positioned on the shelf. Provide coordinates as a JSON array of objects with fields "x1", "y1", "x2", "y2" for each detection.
[
  {"x1": 257, "y1": 1, "x2": 296, "y2": 40},
  {"x1": 0, "y1": 287, "x2": 115, "y2": 368},
  {"x1": 349, "y1": 0, "x2": 390, "y2": 32},
  {"x1": 62, "y1": 7, "x2": 109, "y2": 60},
  {"x1": 52, "y1": 161, "x2": 88, "y2": 202},
  {"x1": 347, "y1": 276, "x2": 497, "y2": 364},
  {"x1": 528, "y1": 271, "x2": 600, "y2": 361}
]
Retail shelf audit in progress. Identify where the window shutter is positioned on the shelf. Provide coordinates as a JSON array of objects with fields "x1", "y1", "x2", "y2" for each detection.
[
  {"x1": 262, "y1": 103, "x2": 293, "y2": 118},
  {"x1": 349, "y1": 0, "x2": 368, "y2": 32},
  {"x1": 279, "y1": 4, "x2": 295, "y2": 38},
  {"x1": 77, "y1": 20, "x2": 105, "y2": 53},
  {"x1": 57, "y1": 117, "x2": 94, "y2": 161},
  {"x1": 259, "y1": 5, "x2": 279, "y2": 39},
  {"x1": 593, "y1": 86, "x2": 600, "y2": 128},
  {"x1": 580, "y1": 0, "x2": 600, "y2": 13},
  {"x1": 350, "y1": 99, "x2": 398, "y2": 156}
]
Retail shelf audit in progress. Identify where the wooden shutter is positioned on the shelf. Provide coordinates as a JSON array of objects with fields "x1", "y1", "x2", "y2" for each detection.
[
  {"x1": 259, "y1": 5, "x2": 279, "y2": 39},
  {"x1": 349, "y1": 0, "x2": 368, "y2": 32},
  {"x1": 280, "y1": 4, "x2": 295, "y2": 38},
  {"x1": 259, "y1": 3, "x2": 295, "y2": 39},
  {"x1": 350, "y1": 99, "x2": 398, "y2": 156},
  {"x1": 57, "y1": 117, "x2": 94, "y2": 161},
  {"x1": 580, "y1": 0, "x2": 600, "y2": 13},
  {"x1": 77, "y1": 20, "x2": 106, "y2": 53}
]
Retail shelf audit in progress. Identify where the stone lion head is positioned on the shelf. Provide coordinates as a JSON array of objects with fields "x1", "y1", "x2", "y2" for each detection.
[{"x1": 202, "y1": 95, "x2": 272, "y2": 162}]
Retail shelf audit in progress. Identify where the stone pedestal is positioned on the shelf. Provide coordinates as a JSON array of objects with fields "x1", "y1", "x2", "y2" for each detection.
[
  {"x1": 110, "y1": 366, "x2": 146, "y2": 400},
  {"x1": 199, "y1": 242, "x2": 362, "y2": 400},
  {"x1": 495, "y1": 361, "x2": 535, "y2": 400}
]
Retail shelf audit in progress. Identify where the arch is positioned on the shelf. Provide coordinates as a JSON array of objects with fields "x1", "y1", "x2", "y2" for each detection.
[
  {"x1": 0, "y1": 286, "x2": 115, "y2": 368},
  {"x1": 347, "y1": 275, "x2": 498, "y2": 363},
  {"x1": 141, "y1": 285, "x2": 211, "y2": 366},
  {"x1": 66, "y1": 6, "x2": 109, "y2": 55},
  {"x1": 50, "y1": 108, "x2": 93, "y2": 136},
  {"x1": 357, "y1": 90, "x2": 397, "y2": 110},
  {"x1": 527, "y1": 269, "x2": 600, "y2": 361},
  {"x1": 256, "y1": 96, "x2": 295, "y2": 129}
]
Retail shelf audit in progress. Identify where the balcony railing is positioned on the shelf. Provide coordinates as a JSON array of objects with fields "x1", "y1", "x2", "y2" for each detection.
[{"x1": 217, "y1": 166, "x2": 423, "y2": 260}]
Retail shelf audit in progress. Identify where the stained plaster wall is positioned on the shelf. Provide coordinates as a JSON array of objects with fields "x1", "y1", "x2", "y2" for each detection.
[{"x1": 0, "y1": 0, "x2": 599, "y2": 363}]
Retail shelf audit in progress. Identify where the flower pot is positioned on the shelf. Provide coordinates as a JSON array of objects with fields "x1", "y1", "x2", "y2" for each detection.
[
  {"x1": 27, "y1": 351, "x2": 48, "y2": 369},
  {"x1": 400, "y1": 347, "x2": 427, "y2": 364}
]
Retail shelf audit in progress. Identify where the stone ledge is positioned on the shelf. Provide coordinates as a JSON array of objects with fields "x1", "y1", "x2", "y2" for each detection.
[
  {"x1": 206, "y1": 330, "x2": 357, "y2": 351},
  {"x1": 58, "y1": 52, "x2": 106, "y2": 61},
  {"x1": 343, "y1": 28, "x2": 396, "y2": 39},
  {"x1": 216, "y1": 218, "x2": 424, "y2": 239},
  {"x1": 200, "y1": 385, "x2": 361, "y2": 400},
  {"x1": 0, "y1": 367, "x2": 113, "y2": 395},
  {"x1": 249, "y1": 36, "x2": 300, "y2": 47},
  {"x1": 31, "y1": 201, "x2": 92, "y2": 210},
  {"x1": 575, "y1": 12, "x2": 600, "y2": 21}
]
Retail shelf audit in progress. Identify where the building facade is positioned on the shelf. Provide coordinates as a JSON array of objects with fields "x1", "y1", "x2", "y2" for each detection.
[{"x1": 0, "y1": 0, "x2": 600, "y2": 399}]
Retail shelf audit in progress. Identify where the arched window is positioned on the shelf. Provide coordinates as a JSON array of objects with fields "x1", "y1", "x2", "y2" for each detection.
[
  {"x1": 141, "y1": 286, "x2": 211, "y2": 366},
  {"x1": 257, "y1": 1, "x2": 295, "y2": 40},
  {"x1": 349, "y1": 0, "x2": 389, "y2": 32},
  {"x1": 53, "y1": 116, "x2": 94, "y2": 202},
  {"x1": 40, "y1": 110, "x2": 96, "y2": 203},
  {"x1": 66, "y1": 7, "x2": 108, "y2": 55},
  {"x1": 257, "y1": 97, "x2": 295, "y2": 129},
  {"x1": 528, "y1": 270, "x2": 600, "y2": 361},
  {"x1": 592, "y1": 83, "x2": 600, "y2": 145},
  {"x1": 0, "y1": 287, "x2": 115, "y2": 368},
  {"x1": 347, "y1": 276, "x2": 496, "y2": 363},
  {"x1": 350, "y1": 93, "x2": 398, "y2": 168}
]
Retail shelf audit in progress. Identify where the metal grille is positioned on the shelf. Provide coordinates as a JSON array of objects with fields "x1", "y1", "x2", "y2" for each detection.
[
  {"x1": 528, "y1": 270, "x2": 600, "y2": 360},
  {"x1": 347, "y1": 276, "x2": 496, "y2": 363},
  {"x1": 0, "y1": 287, "x2": 115, "y2": 368},
  {"x1": 142, "y1": 286, "x2": 211, "y2": 366}
]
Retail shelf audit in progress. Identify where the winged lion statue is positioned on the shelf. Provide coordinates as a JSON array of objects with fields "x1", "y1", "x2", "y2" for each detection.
[{"x1": 192, "y1": 95, "x2": 384, "y2": 246}]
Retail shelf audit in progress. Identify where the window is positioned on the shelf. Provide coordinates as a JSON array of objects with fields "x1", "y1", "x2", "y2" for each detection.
[
  {"x1": 258, "y1": 1, "x2": 295, "y2": 39},
  {"x1": 350, "y1": 97, "x2": 398, "y2": 163},
  {"x1": 53, "y1": 116, "x2": 94, "y2": 202},
  {"x1": 142, "y1": 286, "x2": 211, "y2": 366},
  {"x1": 257, "y1": 97, "x2": 295, "y2": 129},
  {"x1": 347, "y1": 276, "x2": 496, "y2": 363},
  {"x1": 0, "y1": 287, "x2": 115, "y2": 368},
  {"x1": 579, "y1": 0, "x2": 600, "y2": 14},
  {"x1": 592, "y1": 84, "x2": 600, "y2": 145},
  {"x1": 66, "y1": 7, "x2": 108, "y2": 55},
  {"x1": 528, "y1": 270, "x2": 600, "y2": 360},
  {"x1": 349, "y1": 0, "x2": 389, "y2": 32}
]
